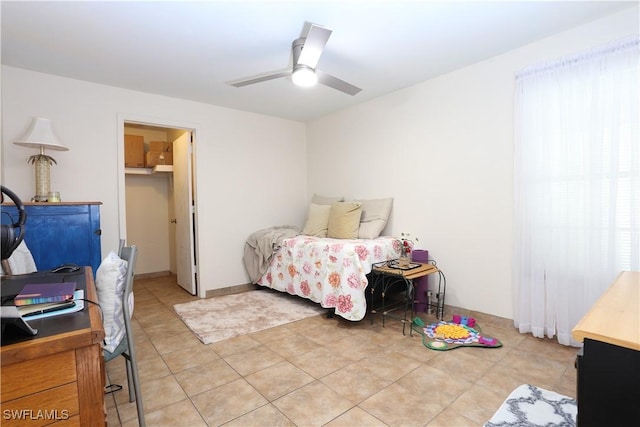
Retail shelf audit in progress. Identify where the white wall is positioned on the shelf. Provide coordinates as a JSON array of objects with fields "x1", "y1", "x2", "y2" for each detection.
[
  {"x1": 125, "y1": 171, "x2": 173, "y2": 275},
  {"x1": 1, "y1": 67, "x2": 307, "y2": 294},
  {"x1": 306, "y1": 7, "x2": 639, "y2": 319}
]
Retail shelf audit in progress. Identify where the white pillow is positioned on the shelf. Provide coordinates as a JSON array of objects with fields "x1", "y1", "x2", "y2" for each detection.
[
  {"x1": 357, "y1": 198, "x2": 394, "y2": 239},
  {"x1": 95, "y1": 251, "x2": 129, "y2": 353},
  {"x1": 301, "y1": 204, "x2": 332, "y2": 237}
]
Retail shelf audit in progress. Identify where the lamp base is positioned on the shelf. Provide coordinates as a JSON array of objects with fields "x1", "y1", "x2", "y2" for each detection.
[{"x1": 31, "y1": 194, "x2": 48, "y2": 202}]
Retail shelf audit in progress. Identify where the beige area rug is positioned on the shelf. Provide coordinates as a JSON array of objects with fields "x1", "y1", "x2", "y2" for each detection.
[{"x1": 173, "y1": 290, "x2": 326, "y2": 344}]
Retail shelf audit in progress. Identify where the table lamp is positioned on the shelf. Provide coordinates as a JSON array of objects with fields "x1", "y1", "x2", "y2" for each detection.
[{"x1": 14, "y1": 117, "x2": 68, "y2": 202}]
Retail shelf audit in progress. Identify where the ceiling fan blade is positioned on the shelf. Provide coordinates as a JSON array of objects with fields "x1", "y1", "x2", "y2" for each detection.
[
  {"x1": 316, "y1": 70, "x2": 361, "y2": 96},
  {"x1": 229, "y1": 70, "x2": 292, "y2": 88},
  {"x1": 297, "y1": 24, "x2": 332, "y2": 68}
]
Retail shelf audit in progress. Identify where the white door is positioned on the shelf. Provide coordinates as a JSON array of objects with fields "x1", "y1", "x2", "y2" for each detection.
[{"x1": 173, "y1": 131, "x2": 197, "y2": 294}]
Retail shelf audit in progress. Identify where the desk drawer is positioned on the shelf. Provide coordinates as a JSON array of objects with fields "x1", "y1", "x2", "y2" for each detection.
[
  {"x1": 1, "y1": 382, "x2": 79, "y2": 426},
  {"x1": 1, "y1": 351, "x2": 76, "y2": 402}
]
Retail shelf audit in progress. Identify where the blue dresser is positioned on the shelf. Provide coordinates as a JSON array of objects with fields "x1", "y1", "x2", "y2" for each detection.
[{"x1": 1, "y1": 202, "x2": 102, "y2": 274}]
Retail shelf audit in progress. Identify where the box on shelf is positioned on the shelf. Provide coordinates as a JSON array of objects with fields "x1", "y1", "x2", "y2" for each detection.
[
  {"x1": 149, "y1": 141, "x2": 173, "y2": 152},
  {"x1": 124, "y1": 135, "x2": 145, "y2": 168},
  {"x1": 145, "y1": 151, "x2": 173, "y2": 167}
]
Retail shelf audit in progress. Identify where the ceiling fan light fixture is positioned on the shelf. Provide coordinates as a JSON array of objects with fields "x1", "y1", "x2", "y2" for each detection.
[
  {"x1": 292, "y1": 66, "x2": 317, "y2": 87},
  {"x1": 231, "y1": 23, "x2": 360, "y2": 95}
]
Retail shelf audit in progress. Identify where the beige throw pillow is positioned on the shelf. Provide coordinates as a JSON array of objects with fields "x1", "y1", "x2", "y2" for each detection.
[
  {"x1": 357, "y1": 198, "x2": 394, "y2": 239},
  {"x1": 328, "y1": 202, "x2": 363, "y2": 239},
  {"x1": 301, "y1": 204, "x2": 332, "y2": 237}
]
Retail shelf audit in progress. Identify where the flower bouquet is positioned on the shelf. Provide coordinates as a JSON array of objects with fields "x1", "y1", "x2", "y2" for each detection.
[{"x1": 398, "y1": 232, "x2": 417, "y2": 267}]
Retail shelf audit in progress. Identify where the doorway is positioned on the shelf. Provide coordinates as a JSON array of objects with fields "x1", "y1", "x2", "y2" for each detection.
[{"x1": 117, "y1": 115, "x2": 199, "y2": 296}]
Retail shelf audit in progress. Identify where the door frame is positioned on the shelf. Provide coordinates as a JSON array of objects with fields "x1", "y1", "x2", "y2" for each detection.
[{"x1": 116, "y1": 113, "x2": 202, "y2": 297}]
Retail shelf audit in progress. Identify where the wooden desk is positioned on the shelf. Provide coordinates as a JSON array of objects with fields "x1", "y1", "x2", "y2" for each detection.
[
  {"x1": 1, "y1": 268, "x2": 106, "y2": 426},
  {"x1": 571, "y1": 271, "x2": 640, "y2": 427}
]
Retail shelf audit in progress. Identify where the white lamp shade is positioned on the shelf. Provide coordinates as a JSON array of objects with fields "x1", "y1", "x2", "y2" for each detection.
[
  {"x1": 14, "y1": 117, "x2": 68, "y2": 151},
  {"x1": 292, "y1": 66, "x2": 318, "y2": 87}
]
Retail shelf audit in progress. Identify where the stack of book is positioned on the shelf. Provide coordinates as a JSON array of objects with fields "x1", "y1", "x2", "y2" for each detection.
[{"x1": 14, "y1": 282, "x2": 77, "y2": 318}]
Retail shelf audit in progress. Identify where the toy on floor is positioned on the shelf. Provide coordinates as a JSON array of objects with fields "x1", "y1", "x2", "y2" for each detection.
[
  {"x1": 412, "y1": 314, "x2": 502, "y2": 351},
  {"x1": 452, "y1": 314, "x2": 476, "y2": 327}
]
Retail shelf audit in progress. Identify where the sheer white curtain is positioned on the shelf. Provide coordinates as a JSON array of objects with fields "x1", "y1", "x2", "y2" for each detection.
[{"x1": 513, "y1": 36, "x2": 639, "y2": 346}]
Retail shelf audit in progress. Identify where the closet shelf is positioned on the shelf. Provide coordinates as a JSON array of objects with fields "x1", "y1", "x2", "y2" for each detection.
[{"x1": 125, "y1": 165, "x2": 173, "y2": 175}]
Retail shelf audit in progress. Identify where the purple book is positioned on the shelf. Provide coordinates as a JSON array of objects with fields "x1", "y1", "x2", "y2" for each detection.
[{"x1": 14, "y1": 282, "x2": 77, "y2": 306}]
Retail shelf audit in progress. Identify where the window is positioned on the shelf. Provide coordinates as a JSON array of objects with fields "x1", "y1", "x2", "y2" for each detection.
[{"x1": 513, "y1": 36, "x2": 639, "y2": 346}]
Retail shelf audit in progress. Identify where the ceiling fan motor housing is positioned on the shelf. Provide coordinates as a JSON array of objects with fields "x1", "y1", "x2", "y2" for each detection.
[
  {"x1": 292, "y1": 37, "x2": 308, "y2": 71},
  {"x1": 291, "y1": 37, "x2": 318, "y2": 86}
]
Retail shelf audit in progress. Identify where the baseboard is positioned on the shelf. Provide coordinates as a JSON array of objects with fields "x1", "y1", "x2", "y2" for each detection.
[
  {"x1": 134, "y1": 270, "x2": 173, "y2": 280},
  {"x1": 205, "y1": 283, "x2": 258, "y2": 299},
  {"x1": 438, "y1": 303, "x2": 514, "y2": 329}
]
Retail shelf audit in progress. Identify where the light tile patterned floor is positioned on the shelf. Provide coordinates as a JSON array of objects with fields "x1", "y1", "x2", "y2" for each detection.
[{"x1": 106, "y1": 275, "x2": 578, "y2": 426}]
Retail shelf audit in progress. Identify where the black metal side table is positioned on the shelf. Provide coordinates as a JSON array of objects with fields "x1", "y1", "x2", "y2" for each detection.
[{"x1": 369, "y1": 261, "x2": 446, "y2": 335}]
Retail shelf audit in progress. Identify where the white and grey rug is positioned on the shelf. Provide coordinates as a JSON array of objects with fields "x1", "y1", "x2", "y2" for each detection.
[
  {"x1": 173, "y1": 290, "x2": 325, "y2": 344},
  {"x1": 484, "y1": 384, "x2": 576, "y2": 427}
]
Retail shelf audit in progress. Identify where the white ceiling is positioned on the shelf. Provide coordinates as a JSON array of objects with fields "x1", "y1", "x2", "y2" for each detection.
[{"x1": 2, "y1": 1, "x2": 636, "y2": 122}]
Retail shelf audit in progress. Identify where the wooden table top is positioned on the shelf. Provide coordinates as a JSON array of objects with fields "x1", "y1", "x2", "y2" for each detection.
[
  {"x1": 372, "y1": 262, "x2": 440, "y2": 280},
  {"x1": 572, "y1": 271, "x2": 640, "y2": 351}
]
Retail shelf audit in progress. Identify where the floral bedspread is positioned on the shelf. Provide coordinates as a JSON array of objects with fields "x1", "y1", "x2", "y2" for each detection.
[{"x1": 256, "y1": 235, "x2": 401, "y2": 321}]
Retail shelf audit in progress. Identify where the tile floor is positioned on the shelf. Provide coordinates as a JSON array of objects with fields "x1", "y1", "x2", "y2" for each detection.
[{"x1": 106, "y1": 274, "x2": 579, "y2": 427}]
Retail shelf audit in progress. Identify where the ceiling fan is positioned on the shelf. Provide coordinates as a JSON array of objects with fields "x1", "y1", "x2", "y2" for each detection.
[{"x1": 229, "y1": 23, "x2": 361, "y2": 96}]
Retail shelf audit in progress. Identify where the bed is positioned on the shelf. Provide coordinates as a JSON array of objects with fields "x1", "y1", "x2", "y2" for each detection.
[
  {"x1": 255, "y1": 235, "x2": 400, "y2": 320},
  {"x1": 244, "y1": 195, "x2": 399, "y2": 321}
]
